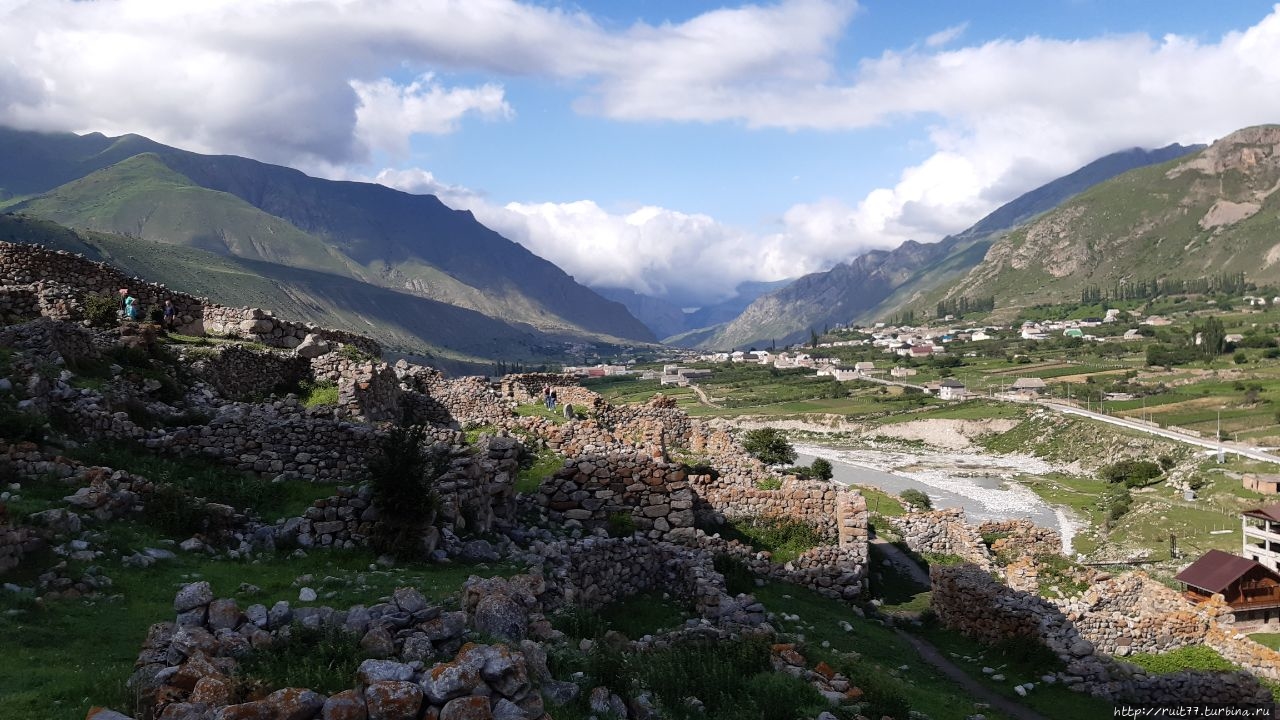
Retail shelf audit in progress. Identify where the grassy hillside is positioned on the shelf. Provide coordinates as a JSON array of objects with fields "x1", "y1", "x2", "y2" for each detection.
[
  {"x1": 935, "y1": 126, "x2": 1280, "y2": 315},
  {"x1": 0, "y1": 214, "x2": 625, "y2": 371}
]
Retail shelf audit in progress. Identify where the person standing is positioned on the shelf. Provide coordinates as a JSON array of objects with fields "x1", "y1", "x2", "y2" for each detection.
[
  {"x1": 162, "y1": 299, "x2": 177, "y2": 330},
  {"x1": 549, "y1": 388, "x2": 557, "y2": 411},
  {"x1": 123, "y1": 292, "x2": 139, "y2": 321},
  {"x1": 542, "y1": 385, "x2": 551, "y2": 410}
]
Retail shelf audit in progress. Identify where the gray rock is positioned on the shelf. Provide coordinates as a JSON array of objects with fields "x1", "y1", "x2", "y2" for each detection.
[
  {"x1": 207, "y1": 599, "x2": 241, "y2": 631},
  {"x1": 473, "y1": 593, "x2": 526, "y2": 642},
  {"x1": 298, "y1": 587, "x2": 318, "y2": 602},
  {"x1": 244, "y1": 604, "x2": 269, "y2": 628},
  {"x1": 357, "y1": 659, "x2": 415, "y2": 686},
  {"x1": 493, "y1": 698, "x2": 530, "y2": 720},
  {"x1": 173, "y1": 581, "x2": 213, "y2": 613},
  {"x1": 422, "y1": 611, "x2": 467, "y2": 642},
  {"x1": 540, "y1": 680, "x2": 579, "y2": 706},
  {"x1": 388, "y1": 587, "x2": 427, "y2": 614},
  {"x1": 400, "y1": 633, "x2": 436, "y2": 664},
  {"x1": 360, "y1": 626, "x2": 395, "y2": 659},
  {"x1": 461, "y1": 539, "x2": 500, "y2": 562},
  {"x1": 268, "y1": 600, "x2": 292, "y2": 628}
]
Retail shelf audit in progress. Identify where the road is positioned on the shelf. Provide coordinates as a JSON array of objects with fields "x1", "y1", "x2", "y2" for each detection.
[
  {"x1": 845, "y1": 370, "x2": 1280, "y2": 464},
  {"x1": 1040, "y1": 401, "x2": 1280, "y2": 464}
]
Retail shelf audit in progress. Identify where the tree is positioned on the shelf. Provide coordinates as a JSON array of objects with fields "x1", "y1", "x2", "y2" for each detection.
[
  {"x1": 367, "y1": 425, "x2": 448, "y2": 557},
  {"x1": 810, "y1": 328, "x2": 819, "y2": 349},
  {"x1": 742, "y1": 428, "x2": 797, "y2": 466},
  {"x1": 809, "y1": 458, "x2": 834, "y2": 481},
  {"x1": 1194, "y1": 316, "x2": 1226, "y2": 361}
]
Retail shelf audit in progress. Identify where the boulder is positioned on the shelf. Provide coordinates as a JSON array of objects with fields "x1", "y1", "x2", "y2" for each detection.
[
  {"x1": 473, "y1": 594, "x2": 526, "y2": 642},
  {"x1": 439, "y1": 696, "x2": 492, "y2": 720},
  {"x1": 364, "y1": 680, "x2": 423, "y2": 720},
  {"x1": 296, "y1": 334, "x2": 332, "y2": 359},
  {"x1": 174, "y1": 582, "x2": 213, "y2": 613}
]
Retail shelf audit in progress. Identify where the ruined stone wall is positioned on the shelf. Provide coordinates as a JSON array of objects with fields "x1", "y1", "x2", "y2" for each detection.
[
  {"x1": 978, "y1": 518, "x2": 1062, "y2": 559},
  {"x1": 177, "y1": 345, "x2": 309, "y2": 401},
  {"x1": 311, "y1": 354, "x2": 402, "y2": 422},
  {"x1": 536, "y1": 452, "x2": 698, "y2": 541},
  {"x1": 534, "y1": 535, "x2": 769, "y2": 627},
  {"x1": 891, "y1": 509, "x2": 995, "y2": 567},
  {"x1": 499, "y1": 373, "x2": 580, "y2": 403},
  {"x1": 0, "y1": 522, "x2": 40, "y2": 576},
  {"x1": 0, "y1": 317, "x2": 105, "y2": 368},
  {"x1": 412, "y1": 374, "x2": 513, "y2": 428},
  {"x1": 0, "y1": 241, "x2": 381, "y2": 355},
  {"x1": 0, "y1": 286, "x2": 39, "y2": 324},
  {"x1": 931, "y1": 564, "x2": 1274, "y2": 705}
]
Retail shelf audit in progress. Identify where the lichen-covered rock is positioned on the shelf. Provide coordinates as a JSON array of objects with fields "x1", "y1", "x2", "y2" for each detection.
[
  {"x1": 439, "y1": 696, "x2": 493, "y2": 720},
  {"x1": 320, "y1": 689, "x2": 368, "y2": 720},
  {"x1": 262, "y1": 687, "x2": 326, "y2": 720},
  {"x1": 364, "y1": 680, "x2": 422, "y2": 720},
  {"x1": 174, "y1": 582, "x2": 213, "y2": 613}
]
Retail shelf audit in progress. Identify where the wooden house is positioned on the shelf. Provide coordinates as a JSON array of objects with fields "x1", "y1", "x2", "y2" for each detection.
[{"x1": 1175, "y1": 549, "x2": 1280, "y2": 622}]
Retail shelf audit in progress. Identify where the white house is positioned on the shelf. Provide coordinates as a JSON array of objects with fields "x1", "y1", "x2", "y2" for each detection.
[{"x1": 939, "y1": 378, "x2": 968, "y2": 401}]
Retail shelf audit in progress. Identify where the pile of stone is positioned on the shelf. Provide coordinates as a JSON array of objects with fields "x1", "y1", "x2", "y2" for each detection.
[
  {"x1": 769, "y1": 642, "x2": 866, "y2": 708},
  {"x1": 120, "y1": 579, "x2": 553, "y2": 720},
  {"x1": 978, "y1": 518, "x2": 1062, "y2": 559}
]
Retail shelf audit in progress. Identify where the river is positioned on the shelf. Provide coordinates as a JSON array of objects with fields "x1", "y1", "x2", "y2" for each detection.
[{"x1": 795, "y1": 442, "x2": 1080, "y2": 554}]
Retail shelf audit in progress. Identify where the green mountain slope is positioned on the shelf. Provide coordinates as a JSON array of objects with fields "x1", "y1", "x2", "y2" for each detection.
[
  {"x1": 0, "y1": 126, "x2": 654, "y2": 345},
  {"x1": 0, "y1": 214, "x2": 597, "y2": 372},
  {"x1": 697, "y1": 144, "x2": 1199, "y2": 349},
  {"x1": 938, "y1": 125, "x2": 1280, "y2": 314}
]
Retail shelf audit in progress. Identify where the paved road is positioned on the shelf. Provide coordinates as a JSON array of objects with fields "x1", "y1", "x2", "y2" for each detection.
[{"x1": 1041, "y1": 401, "x2": 1280, "y2": 464}]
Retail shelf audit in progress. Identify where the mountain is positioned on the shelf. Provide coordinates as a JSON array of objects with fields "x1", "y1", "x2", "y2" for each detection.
[
  {"x1": 934, "y1": 125, "x2": 1280, "y2": 311},
  {"x1": 697, "y1": 142, "x2": 1202, "y2": 349},
  {"x1": 0, "y1": 126, "x2": 655, "y2": 359},
  {"x1": 595, "y1": 279, "x2": 791, "y2": 342}
]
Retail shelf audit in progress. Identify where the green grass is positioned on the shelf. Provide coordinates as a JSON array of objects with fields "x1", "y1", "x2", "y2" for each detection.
[
  {"x1": 552, "y1": 592, "x2": 691, "y2": 641},
  {"x1": 855, "y1": 484, "x2": 906, "y2": 518},
  {"x1": 301, "y1": 381, "x2": 339, "y2": 408},
  {"x1": 234, "y1": 623, "x2": 363, "y2": 696},
  {"x1": 715, "y1": 515, "x2": 825, "y2": 564},
  {"x1": 868, "y1": 544, "x2": 931, "y2": 614},
  {"x1": 513, "y1": 402, "x2": 568, "y2": 423},
  {"x1": 1249, "y1": 633, "x2": 1280, "y2": 651},
  {"x1": 515, "y1": 447, "x2": 563, "y2": 494},
  {"x1": 1125, "y1": 645, "x2": 1235, "y2": 674},
  {"x1": 0, "y1": 544, "x2": 512, "y2": 720}
]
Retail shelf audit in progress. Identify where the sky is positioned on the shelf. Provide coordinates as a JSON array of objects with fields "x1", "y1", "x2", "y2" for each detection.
[{"x1": 3, "y1": 1, "x2": 1280, "y2": 307}]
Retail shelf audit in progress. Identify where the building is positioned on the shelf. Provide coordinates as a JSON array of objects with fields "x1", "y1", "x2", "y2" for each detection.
[
  {"x1": 938, "y1": 378, "x2": 967, "y2": 401},
  {"x1": 1244, "y1": 475, "x2": 1280, "y2": 495},
  {"x1": 1010, "y1": 377, "x2": 1047, "y2": 397},
  {"x1": 853, "y1": 361, "x2": 876, "y2": 374},
  {"x1": 1244, "y1": 503, "x2": 1280, "y2": 572},
  {"x1": 890, "y1": 366, "x2": 918, "y2": 378},
  {"x1": 1175, "y1": 549, "x2": 1280, "y2": 622}
]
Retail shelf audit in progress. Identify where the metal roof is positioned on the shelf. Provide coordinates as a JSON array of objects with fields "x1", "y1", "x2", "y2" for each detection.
[
  {"x1": 1174, "y1": 549, "x2": 1278, "y2": 593},
  {"x1": 1244, "y1": 503, "x2": 1280, "y2": 522}
]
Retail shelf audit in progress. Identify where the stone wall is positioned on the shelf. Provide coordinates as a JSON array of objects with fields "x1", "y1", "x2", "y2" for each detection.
[
  {"x1": 0, "y1": 286, "x2": 39, "y2": 324},
  {"x1": 499, "y1": 373, "x2": 580, "y2": 403},
  {"x1": 534, "y1": 535, "x2": 769, "y2": 627},
  {"x1": 977, "y1": 518, "x2": 1063, "y2": 559},
  {"x1": 125, "y1": 579, "x2": 553, "y2": 720},
  {"x1": 931, "y1": 564, "x2": 1274, "y2": 705},
  {"x1": 0, "y1": 316, "x2": 105, "y2": 369},
  {"x1": 891, "y1": 509, "x2": 995, "y2": 568},
  {"x1": 0, "y1": 521, "x2": 40, "y2": 576},
  {"x1": 311, "y1": 354, "x2": 402, "y2": 421},
  {"x1": 0, "y1": 240, "x2": 381, "y2": 355},
  {"x1": 407, "y1": 371, "x2": 513, "y2": 429},
  {"x1": 177, "y1": 344, "x2": 309, "y2": 401},
  {"x1": 536, "y1": 451, "x2": 699, "y2": 541}
]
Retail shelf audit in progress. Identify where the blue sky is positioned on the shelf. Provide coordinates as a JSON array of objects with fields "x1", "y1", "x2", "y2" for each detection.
[{"x1": 3, "y1": 0, "x2": 1280, "y2": 305}]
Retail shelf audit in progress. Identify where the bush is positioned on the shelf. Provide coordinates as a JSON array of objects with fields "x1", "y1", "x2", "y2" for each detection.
[
  {"x1": 606, "y1": 511, "x2": 636, "y2": 538},
  {"x1": 755, "y1": 476, "x2": 782, "y2": 490},
  {"x1": 900, "y1": 488, "x2": 932, "y2": 510},
  {"x1": 367, "y1": 425, "x2": 446, "y2": 557},
  {"x1": 722, "y1": 515, "x2": 824, "y2": 564},
  {"x1": 1125, "y1": 645, "x2": 1234, "y2": 675},
  {"x1": 337, "y1": 343, "x2": 374, "y2": 363},
  {"x1": 300, "y1": 380, "x2": 339, "y2": 408},
  {"x1": 1234, "y1": 351, "x2": 1249, "y2": 365},
  {"x1": 742, "y1": 428, "x2": 796, "y2": 466},
  {"x1": 83, "y1": 293, "x2": 119, "y2": 328}
]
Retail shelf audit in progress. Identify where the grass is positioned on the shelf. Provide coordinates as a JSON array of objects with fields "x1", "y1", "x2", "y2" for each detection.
[
  {"x1": 551, "y1": 592, "x2": 691, "y2": 641},
  {"x1": 515, "y1": 447, "x2": 563, "y2": 494},
  {"x1": 1249, "y1": 633, "x2": 1280, "y2": 651},
  {"x1": 854, "y1": 484, "x2": 906, "y2": 518},
  {"x1": 715, "y1": 515, "x2": 825, "y2": 564},
  {"x1": 0, "y1": 543, "x2": 513, "y2": 720},
  {"x1": 234, "y1": 623, "x2": 363, "y2": 696},
  {"x1": 1124, "y1": 645, "x2": 1235, "y2": 674},
  {"x1": 301, "y1": 381, "x2": 339, "y2": 408},
  {"x1": 868, "y1": 544, "x2": 931, "y2": 614}
]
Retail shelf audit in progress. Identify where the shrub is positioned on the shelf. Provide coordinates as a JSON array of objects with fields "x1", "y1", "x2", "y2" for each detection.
[
  {"x1": 755, "y1": 476, "x2": 782, "y2": 490},
  {"x1": 141, "y1": 483, "x2": 213, "y2": 537},
  {"x1": 899, "y1": 488, "x2": 932, "y2": 510},
  {"x1": 723, "y1": 515, "x2": 824, "y2": 564},
  {"x1": 1234, "y1": 351, "x2": 1248, "y2": 365},
  {"x1": 1125, "y1": 645, "x2": 1234, "y2": 675},
  {"x1": 300, "y1": 380, "x2": 339, "y2": 408},
  {"x1": 337, "y1": 343, "x2": 374, "y2": 363},
  {"x1": 367, "y1": 425, "x2": 446, "y2": 557},
  {"x1": 808, "y1": 457, "x2": 833, "y2": 481},
  {"x1": 606, "y1": 511, "x2": 636, "y2": 538},
  {"x1": 742, "y1": 428, "x2": 796, "y2": 466},
  {"x1": 83, "y1": 293, "x2": 119, "y2": 328},
  {"x1": 1099, "y1": 459, "x2": 1163, "y2": 488}
]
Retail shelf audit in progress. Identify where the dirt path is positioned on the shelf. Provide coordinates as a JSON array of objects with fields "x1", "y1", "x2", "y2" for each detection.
[
  {"x1": 895, "y1": 629, "x2": 1052, "y2": 720},
  {"x1": 688, "y1": 383, "x2": 720, "y2": 408},
  {"x1": 870, "y1": 537, "x2": 932, "y2": 588}
]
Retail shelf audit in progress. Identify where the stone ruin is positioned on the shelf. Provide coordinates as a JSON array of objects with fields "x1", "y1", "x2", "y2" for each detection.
[{"x1": 931, "y1": 563, "x2": 1280, "y2": 706}]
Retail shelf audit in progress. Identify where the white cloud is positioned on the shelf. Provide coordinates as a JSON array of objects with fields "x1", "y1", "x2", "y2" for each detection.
[
  {"x1": 352, "y1": 74, "x2": 511, "y2": 157},
  {"x1": 925, "y1": 23, "x2": 967, "y2": 48},
  {"x1": 6, "y1": 0, "x2": 1280, "y2": 308}
]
